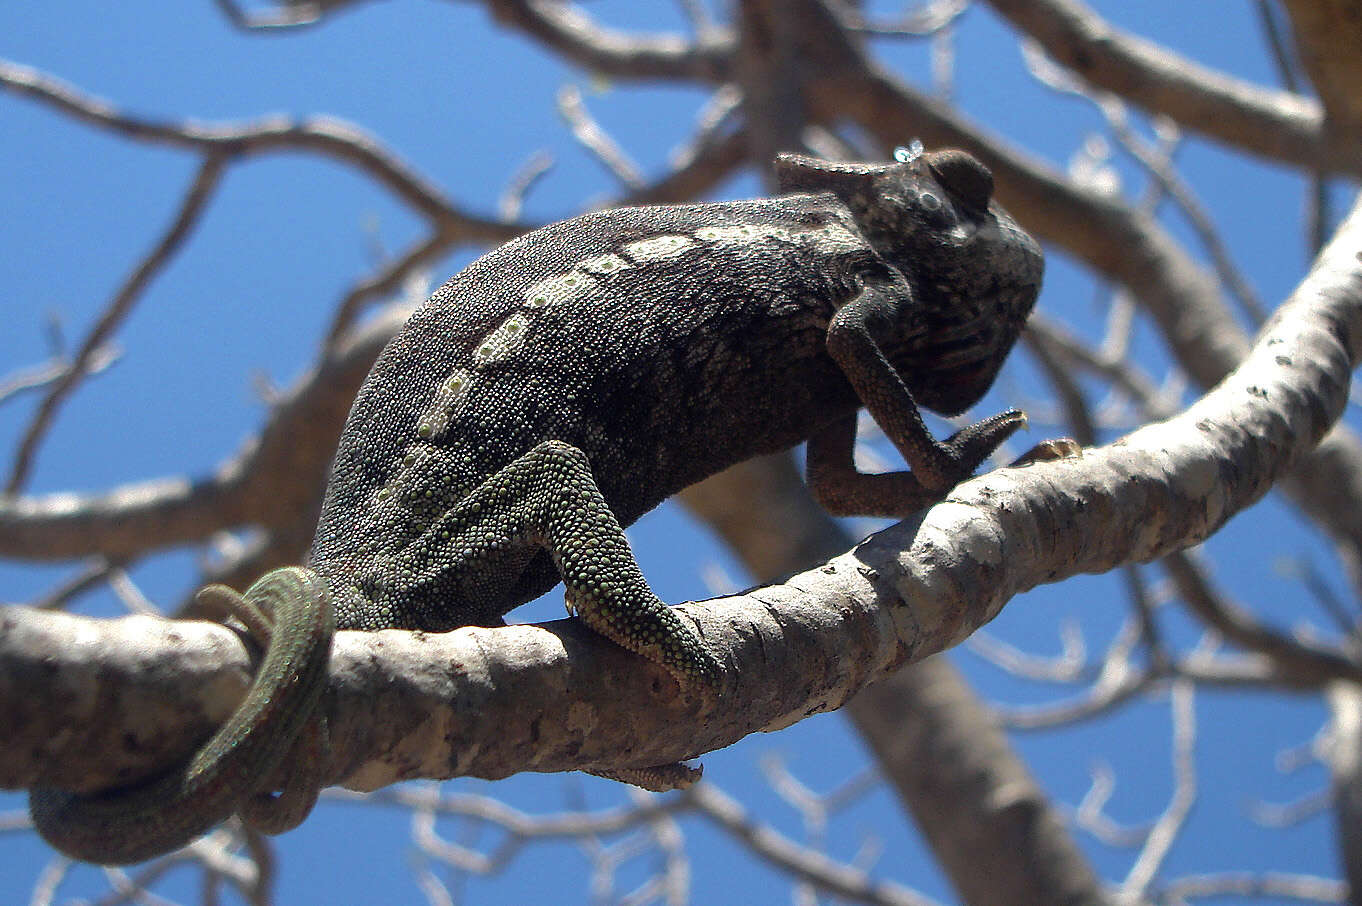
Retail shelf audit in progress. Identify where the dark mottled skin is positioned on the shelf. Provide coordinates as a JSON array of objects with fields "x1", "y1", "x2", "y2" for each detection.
[
  {"x1": 32, "y1": 149, "x2": 1043, "y2": 863},
  {"x1": 310, "y1": 150, "x2": 1041, "y2": 686},
  {"x1": 313, "y1": 197, "x2": 862, "y2": 637}
]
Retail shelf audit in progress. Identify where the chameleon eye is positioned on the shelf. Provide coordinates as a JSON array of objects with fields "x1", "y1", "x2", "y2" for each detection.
[{"x1": 919, "y1": 191, "x2": 942, "y2": 212}]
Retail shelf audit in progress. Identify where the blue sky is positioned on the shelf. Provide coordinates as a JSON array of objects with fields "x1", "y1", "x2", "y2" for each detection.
[{"x1": 1, "y1": 2, "x2": 1352, "y2": 903}]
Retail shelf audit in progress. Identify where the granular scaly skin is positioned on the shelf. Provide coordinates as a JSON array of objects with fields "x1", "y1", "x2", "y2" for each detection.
[
  {"x1": 33, "y1": 149, "x2": 1043, "y2": 862},
  {"x1": 311, "y1": 149, "x2": 1042, "y2": 684}
]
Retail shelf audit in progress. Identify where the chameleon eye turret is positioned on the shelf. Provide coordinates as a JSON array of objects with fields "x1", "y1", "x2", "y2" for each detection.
[{"x1": 924, "y1": 149, "x2": 995, "y2": 214}]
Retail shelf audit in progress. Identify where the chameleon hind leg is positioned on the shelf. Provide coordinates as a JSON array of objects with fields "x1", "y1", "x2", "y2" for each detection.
[{"x1": 393, "y1": 439, "x2": 722, "y2": 686}]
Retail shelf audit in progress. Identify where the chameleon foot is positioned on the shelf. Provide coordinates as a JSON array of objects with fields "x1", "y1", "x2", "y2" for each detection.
[
  {"x1": 589, "y1": 762, "x2": 703, "y2": 792},
  {"x1": 935, "y1": 408, "x2": 1029, "y2": 487},
  {"x1": 568, "y1": 585, "x2": 723, "y2": 687},
  {"x1": 1011, "y1": 436, "x2": 1081, "y2": 466}
]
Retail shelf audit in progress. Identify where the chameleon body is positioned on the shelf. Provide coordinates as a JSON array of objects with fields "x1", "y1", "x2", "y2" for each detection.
[{"x1": 33, "y1": 149, "x2": 1043, "y2": 862}]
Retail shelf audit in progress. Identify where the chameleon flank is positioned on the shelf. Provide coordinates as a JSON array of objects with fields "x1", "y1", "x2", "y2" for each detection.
[{"x1": 33, "y1": 149, "x2": 1044, "y2": 862}]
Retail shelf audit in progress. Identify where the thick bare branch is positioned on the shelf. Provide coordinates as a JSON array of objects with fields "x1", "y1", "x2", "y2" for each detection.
[
  {"x1": 853, "y1": 657, "x2": 1114, "y2": 906},
  {"x1": 1278, "y1": 0, "x2": 1362, "y2": 151},
  {"x1": 484, "y1": 0, "x2": 734, "y2": 81},
  {"x1": 1326, "y1": 682, "x2": 1362, "y2": 898},
  {"x1": 983, "y1": 0, "x2": 1360, "y2": 173}
]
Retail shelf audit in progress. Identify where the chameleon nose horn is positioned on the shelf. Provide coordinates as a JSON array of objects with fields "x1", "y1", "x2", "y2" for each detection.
[{"x1": 924, "y1": 150, "x2": 994, "y2": 213}]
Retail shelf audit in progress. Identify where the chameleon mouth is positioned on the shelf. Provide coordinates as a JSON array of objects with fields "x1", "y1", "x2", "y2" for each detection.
[
  {"x1": 925, "y1": 330, "x2": 1000, "y2": 369},
  {"x1": 934, "y1": 355, "x2": 993, "y2": 388}
]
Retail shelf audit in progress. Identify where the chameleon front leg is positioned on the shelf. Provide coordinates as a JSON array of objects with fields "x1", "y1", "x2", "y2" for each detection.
[
  {"x1": 807, "y1": 412, "x2": 941, "y2": 517},
  {"x1": 29, "y1": 567, "x2": 334, "y2": 864},
  {"x1": 395, "y1": 439, "x2": 722, "y2": 686},
  {"x1": 812, "y1": 284, "x2": 1027, "y2": 516}
]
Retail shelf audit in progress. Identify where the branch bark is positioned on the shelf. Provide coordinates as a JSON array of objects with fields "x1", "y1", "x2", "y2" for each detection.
[
  {"x1": 681, "y1": 454, "x2": 1112, "y2": 906},
  {"x1": 983, "y1": 0, "x2": 1361, "y2": 173},
  {"x1": 1278, "y1": 0, "x2": 1362, "y2": 153}
]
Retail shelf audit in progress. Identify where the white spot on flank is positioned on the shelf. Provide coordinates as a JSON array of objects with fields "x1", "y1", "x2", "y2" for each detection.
[
  {"x1": 695, "y1": 223, "x2": 798, "y2": 245},
  {"x1": 475, "y1": 312, "x2": 531, "y2": 366},
  {"x1": 696, "y1": 225, "x2": 752, "y2": 244},
  {"x1": 579, "y1": 253, "x2": 631, "y2": 276},
  {"x1": 623, "y1": 234, "x2": 694, "y2": 262},
  {"x1": 525, "y1": 270, "x2": 599, "y2": 309},
  {"x1": 694, "y1": 221, "x2": 859, "y2": 250},
  {"x1": 415, "y1": 368, "x2": 473, "y2": 440},
  {"x1": 805, "y1": 222, "x2": 864, "y2": 252}
]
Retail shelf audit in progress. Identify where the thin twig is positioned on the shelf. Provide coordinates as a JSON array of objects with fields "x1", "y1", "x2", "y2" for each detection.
[
  {"x1": 1158, "y1": 870, "x2": 1345, "y2": 903},
  {"x1": 556, "y1": 84, "x2": 644, "y2": 190},
  {"x1": 30, "y1": 558, "x2": 122, "y2": 610},
  {"x1": 843, "y1": 0, "x2": 969, "y2": 38},
  {"x1": 1124, "y1": 564, "x2": 1170, "y2": 671},
  {"x1": 1254, "y1": 0, "x2": 1333, "y2": 256},
  {"x1": 1102, "y1": 103, "x2": 1269, "y2": 324},
  {"x1": 0, "y1": 343, "x2": 120, "y2": 408},
  {"x1": 1072, "y1": 761, "x2": 1154, "y2": 847},
  {"x1": 1166, "y1": 551, "x2": 1362, "y2": 688},
  {"x1": 498, "y1": 150, "x2": 555, "y2": 222},
  {"x1": 6, "y1": 156, "x2": 226, "y2": 493},
  {"x1": 1121, "y1": 680, "x2": 1197, "y2": 899},
  {"x1": 323, "y1": 230, "x2": 452, "y2": 349},
  {"x1": 212, "y1": 0, "x2": 325, "y2": 30}
]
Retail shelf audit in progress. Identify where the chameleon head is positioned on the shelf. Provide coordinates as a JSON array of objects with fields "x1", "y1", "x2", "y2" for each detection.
[{"x1": 774, "y1": 149, "x2": 1043, "y2": 416}]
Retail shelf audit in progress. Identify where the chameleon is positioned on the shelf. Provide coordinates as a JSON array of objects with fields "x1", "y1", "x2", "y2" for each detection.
[{"x1": 31, "y1": 146, "x2": 1043, "y2": 863}]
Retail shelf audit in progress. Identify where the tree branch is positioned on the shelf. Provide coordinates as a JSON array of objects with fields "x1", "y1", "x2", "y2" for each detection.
[
  {"x1": 0, "y1": 307, "x2": 404, "y2": 563},
  {"x1": 0, "y1": 59, "x2": 514, "y2": 236},
  {"x1": 1278, "y1": 0, "x2": 1362, "y2": 151},
  {"x1": 982, "y1": 0, "x2": 1360, "y2": 173},
  {"x1": 483, "y1": 0, "x2": 734, "y2": 82}
]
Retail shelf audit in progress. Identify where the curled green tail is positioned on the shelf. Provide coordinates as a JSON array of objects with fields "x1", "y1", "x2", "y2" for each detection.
[{"x1": 30, "y1": 566, "x2": 335, "y2": 864}]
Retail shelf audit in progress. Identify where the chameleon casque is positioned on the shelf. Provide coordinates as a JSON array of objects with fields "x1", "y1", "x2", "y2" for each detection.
[{"x1": 32, "y1": 147, "x2": 1043, "y2": 863}]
